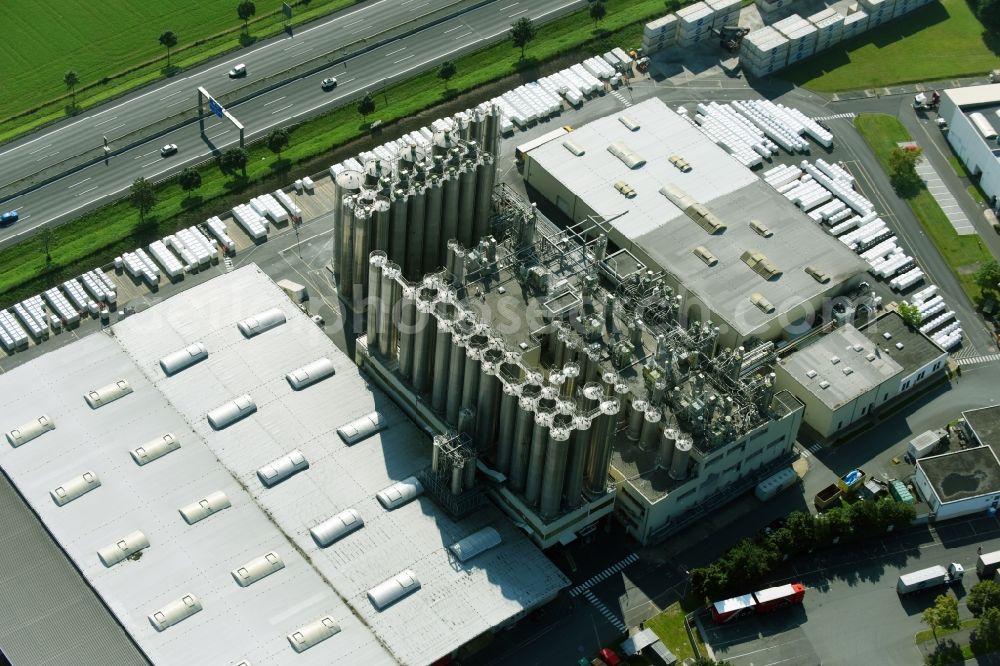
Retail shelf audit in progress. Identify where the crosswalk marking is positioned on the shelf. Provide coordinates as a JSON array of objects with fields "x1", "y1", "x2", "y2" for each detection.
[
  {"x1": 583, "y1": 590, "x2": 627, "y2": 632},
  {"x1": 224, "y1": 257, "x2": 234, "y2": 273},
  {"x1": 568, "y1": 552, "x2": 639, "y2": 597},
  {"x1": 798, "y1": 442, "x2": 823, "y2": 458},
  {"x1": 958, "y1": 352, "x2": 1000, "y2": 367},
  {"x1": 610, "y1": 90, "x2": 632, "y2": 107},
  {"x1": 812, "y1": 112, "x2": 857, "y2": 121}
]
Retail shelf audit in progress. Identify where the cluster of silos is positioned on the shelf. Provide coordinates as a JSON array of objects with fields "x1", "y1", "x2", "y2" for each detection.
[
  {"x1": 625, "y1": 396, "x2": 694, "y2": 481},
  {"x1": 332, "y1": 107, "x2": 502, "y2": 312}
]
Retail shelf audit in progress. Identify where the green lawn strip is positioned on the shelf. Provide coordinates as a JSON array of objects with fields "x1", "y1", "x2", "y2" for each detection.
[
  {"x1": 853, "y1": 113, "x2": 992, "y2": 302},
  {"x1": 644, "y1": 595, "x2": 705, "y2": 661},
  {"x1": 0, "y1": 0, "x2": 669, "y2": 306},
  {"x1": 0, "y1": 0, "x2": 355, "y2": 146},
  {"x1": 780, "y1": 0, "x2": 999, "y2": 93},
  {"x1": 968, "y1": 184, "x2": 987, "y2": 205},
  {"x1": 949, "y1": 156, "x2": 969, "y2": 178},
  {"x1": 915, "y1": 617, "x2": 978, "y2": 643}
]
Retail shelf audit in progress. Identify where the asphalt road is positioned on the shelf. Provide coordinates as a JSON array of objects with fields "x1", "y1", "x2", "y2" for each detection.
[{"x1": 0, "y1": 0, "x2": 586, "y2": 246}]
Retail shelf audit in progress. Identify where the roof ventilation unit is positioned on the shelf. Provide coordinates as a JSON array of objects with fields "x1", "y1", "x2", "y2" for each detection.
[
  {"x1": 98, "y1": 530, "x2": 150, "y2": 567},
  {"x1": 830, "y1": 356, "x2": 840, "y2": 365},
  {"x1": 842, "y1": 367, "x2": 854, "y2": 375},
  {"x1": 852, "y1": 344, "x2": 864, "y2": 352},
  {"x1": 6, "y1": 414, "x2": 54, "y2": 448},
  {"x1": 805, "y1": 369, "x2": 817, "y2": 378},
  {"x1": 607, "y1": 142, "x2": 646, "y2": 169},
  {"x1": 337, "y1": 411, "x2": 387, "y2": 445},
  {"x1": 285, "y1": 357, "x2": 336, "y2": 390},
  {"x1": 84, "y1": 379, "x2": 133, "y2": 409},
  {"x1": 159, "y1": 342, "x2": 208, "y2": 376},
  {"x1": 237, "y1": 307, "x2": 286, "y2": 338},
  {"x1": 659, "y1": 184, "x2": 727, "y2": 234},
  {"x1": 750, "y1": 293, "x2": 775, "y2": 314},
  {"x1": 562, "y1": 140, "x2": 585, "y2": 156},
  {"x1": 130, "y1": 433, "x2": 181, "y2": 466},
  {"x1": 178, "y1": 490, "x2": 232, "y2": 525},
  {"x1": 368, "y1": 570, "x2": 421, "y2": 610},
  {"x1": 866, "y1": 352, "x2": 877, "y2": 362},
  {"x1": 618, "y1": 115, "x2": 641, "y2": 131},
  {"x1": 50, "y1": 470, "x2": 101, "y2": 506},
  {"x1": 257, "y1": 449, "x2": 309, "y2": 488},
  {"x1": 287, "y1": 616, "x2": 341, "y2": 653},
  {"x1": 741, "y1": 250, "x2": 782, "y2": 280},
  {"x1": 449, "y1": 527, "x2": 502, "y2": 563},
  {"x1": 613, "y1": 180, "x2": 637, "y2": 198},
  {"x1": 819, "y1": 380, "x2": 831, "y2": 389},
  {"x1": 693, "y1": 246, "x2": 718, "y2": 267},
  {"x1": 805, "y1": 265, "x2": 830, "y2": 284},
  {"x1": 148, "y1": 593, "x2": 202, "y2": 632},
  {"x1": 207, "y1": 394, "x2": 256, "y2": 430},
  {"x1": 376, "y1": 476, "x2": 424, "y2": 510},
  {"x1": 749, "y1": 219, "x2": 773, "y2": 238},
  {"x1": 231, "y1": 551, "x2": 285, "y2": 587},
  {"x1": 310, "y1": 508, "x2": 364, "y2": 547}
]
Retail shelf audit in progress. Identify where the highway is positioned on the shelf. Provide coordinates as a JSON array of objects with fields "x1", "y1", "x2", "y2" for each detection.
[{"x1": 0, "y1": 0, "x2": 585, "y2": 246}]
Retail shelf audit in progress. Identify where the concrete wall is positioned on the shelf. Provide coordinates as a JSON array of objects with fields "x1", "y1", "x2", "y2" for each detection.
[
  {"x1": 897, "y1": 353, "x2": 948, "y2": 394},
  {"x1": 943, "y1": 105, "x2": 1000, "y2": 207}
]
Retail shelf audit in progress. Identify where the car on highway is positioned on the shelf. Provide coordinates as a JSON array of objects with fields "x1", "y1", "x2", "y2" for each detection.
[
  {"x1": 321, "y1": 77, "x2": 338, "y2": 91},
  {"x1": 229, "y1": 63, "x2": 247, "y2": 78},
  {"x1": 0, "y1": 210, "x2": 18, "y2": 227},
  {"x1": 160, "y1": 144, "x2": 178, "y2": 157}
]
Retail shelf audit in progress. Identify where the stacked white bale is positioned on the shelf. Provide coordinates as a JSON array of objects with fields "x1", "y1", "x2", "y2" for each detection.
[
  {"x1": 802, "y1": 161, "x2": 872, "y2": 214},
  {"x1": 257, "y1": 193, "x2": 289, "y2": 225},
  {"x1": 692, "y1": 102, "x2": 772, "y2": 167},
  {"x1": 61, "y1": 279, "x2": 94, "y2": 312},
  {"x1": 878, "y1": 253, "x2": 915, "y2": 278},
  {"x1": 706, "y1": 0, "x2": 742, "y2": 28},
  {"x1": 839, "y1": 218, "x2": 885, "y2": 247},
  {"x1": 773, "y1": 104, "x2": 833, "y2": 147},
  {"x1": 933, "y1": 325, "x2": 963, "y2": 351},
  {"x1": 14, "y1": 297, "x2": 48, "y2": 340},
  {"x1": 842, "y1": 10, "x2": 870, "y2": 38},
  {"x1": 852, "y1": 224, "x2": 893, "y2": 251},
  {"x1": 207, "y1": 216, "x2": 237, "y2": 253},
  {"x1": 869, "y1": 247, "x2": 902, "y2": 273},
  {"x1": 860, "y1": 239, "x2": 898, "y2": 263},
  {"x1": 643, "y1": 14, "x2": 680, "y2": 53},
  {"x1": 43, "y1": 288, "x2": 79, "y2": 326},
  {"x1": 121, "y1": 251, "x2": 157, "y2": 287},
  {"x1": 917, "y1": 295, "x2": 944, "y2": 316},
  {"x1": 920, "y1": 311, "x2": 955, "y2": 334},
  {"x1": 774, "y1": 15, "x2": 818, "y2": 65},
  {"x1": 584, "y1": 57, "x2": 615, "y2": 79},
  {"x1": 827, "y1": 208, "x2": 854, "y2": 225},
  {"x1": 911, "y1": 284, "x2": 938, "y2": 304},
  {"x1": 600, "y1": 51, "x2": 626, "y2": 73},
  {"x1": 740, "y1": 27, "x2": 790, "y2": 77},
  {"x1": 677, "y1": 2, "x2": 717, "y2": 45},
  {"x1": 178, "y1": 227, "x2": 217, "y2": 264},
  {"x1": 149, "y1": 241, "x2": 185, "y2": 279},
  {"x1": 134, "y1": 249, "x2": 161, "y2": 286},
  {"x1": 81, "y1": 272, "x2": 109, "y2": 303},
  {"x1": 859, "y1": 0, "x2": 894, "y2": 27},
  {"x1": 232, "y1": 205, "x2": 268, "y2": 240},
  {"x1": 891, "y1": 267, "x2": 924, "y2": 291},
  {"x1": 763, "y1": 164, "x2": 803, "y2": 188},
  {"x1": 808, "y1": 8, "x2": 845, "y2": 52},
  {"x1": 0, "y1": 310, "x2": 29, "y2": 350},
  {"x1": 808, "y1": 199, "x2": 847, "y2": 222}
]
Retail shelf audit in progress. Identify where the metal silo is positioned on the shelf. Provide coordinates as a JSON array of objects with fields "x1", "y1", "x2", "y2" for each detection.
[
  {"x1": 509, "y1": 382, "x2": 542, "y2": 492},
  {"x1": 423, "y1": 175, "x2": 444, "y2": 272},
  {"x1": 366, "y1": 251, "x2": 386, "y2": 350},
  {"x1": 495, "y1": 380, "x2": 522, "y2": 473},
  {"x1": 458, "y1": 164, "x2": 477, "y2": 248},
  {"x1": 584, "y1": 397, "x2": 621, "y2": 495},
  {"x1": 578, "y1": 381, "x2": 603, "y2": 413},
  {"x1": 445, "y1": 318, "x2": 475, "y2": 424},
  {"x1": 377, "y1": 262, "x2": 402, "y2": 360},
  {"x1": 561, "y1": 362, "x2": 580, "y2": 400},
  {"x1": 626, "y1": 399, "x2": 647, "y2": 441},
  {"x1": 351, "y1": 205, "x2": 372, "y2": 310},
  {"x1": 639, "y1": 408, "x2": 662, "y2": 451},
  {"x1": 525, "y1": 409, "x2": 554, "y2": 507},
  {"x1": 475, "y1": 346, "x2": 504, "y2": 450},
  {"x1": 658, "y1": 428, "x2": 677, "y2": 470},
  {"x1": 411, "y1": 287, "x2": 438, "y2": 394},
  {"x1": 397, "y1": 286, "x2": 417, "y2": 380},
  {"x1": 668, "y1": 437, "x2": 693, "y2": 480},
  {"x1": 388, "y1": 190, "x2": 409, "y2": 270},
  {"x1": 337, "y1": 196, "x2": 355, "y2": 282},
  {"x1": 540, "y1": 412, "x2": 573, "y2": 520},
  {"x1": 372, "y1": 197, "x2": 391, "y2": 253},
  {"x1": 461, "y1": 331, "x2": 489, "y2": 411},
  {"x1": 473, "y1": 156, "x2": 495, "y2": 246},
  {"x1": 442, "y1": 169, "x2": 460, "y2": 260},
  {"x1": 405, "y1": 187, "x2": 426, "y2": 280},
  {"x1": 431, "y1": 301, "x2": 457, "y2": 412},
  {"x1": 564, "y1": 415, "x2": 589, "y2": 510}
]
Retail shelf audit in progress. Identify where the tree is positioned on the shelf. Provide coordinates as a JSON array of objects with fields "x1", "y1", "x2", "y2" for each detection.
[
  {"x1": 357, "y1": 92, "x2": 376, "y2": 121},
  {"x1": 784, "y1": 511, "x2": 815, "y2": 552},
  {"x1": 266, "y1": 127, "x2": 290, "y2": 158},
  {"x1": 509, "y1": 17, "x2": 537, "y2": 60},
  {"x1": 975, "y1": 259, "x2": 1000, "y2": 297},
  {"x1": 64, "y1": 70, "x2": 80, "y2": 106},
  {"x1": 691, "y1": 658, "x2": 734, "y2": 666},
  {"x1": 664, "y1": 0, "x2": 681, "y2": 10},
  {"x1": 898, "y1": 301, "x2": 923, "y2": 329},
  {"x1": 974, "y1": 606, "x2": 1000, "y2": 653},
  {"x1": 720, "y1": 538, "x2": 779, "y2": 592},
  {"x1": 978, "y1": 0, "x2": 1000, "y2": 33},
  {"x1": 438, "y1": 60, "x2": 457, "y2": 91},
  {"x1": 40, "y1": 227, "x2": 54, "y2": 266},
  {"x1": 130, "y1": 177, "x2": 156, "y2": 225},
  {"x1": 159, "y1": 31, "x2": 178, "y2": 69},
  {"x1": 220, "y1": 147, "x2": 248, "y2": 176},
  {"x1": 178, "y1": 167, "x2": 202, "y2": 193},
  {"x1": 888, "y1": 145, "x2": 923, "y2": 197},
  {"x1": 590, "y1": 1, "x2": 607, "y2": 25},
  {"x1": 237, "y1": 0, "x2": 256, "y2": 33},
  {"x1": 968, "y1": 580, "x2": 1000, "y2": 617},
  {"x1": 922, "y1": 594, "x2": 960, "y2": 645}
]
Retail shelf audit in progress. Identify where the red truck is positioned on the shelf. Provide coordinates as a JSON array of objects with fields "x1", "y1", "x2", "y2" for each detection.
[{"x1": 711, "y1": 583, "x2": 806, "y2": 624}]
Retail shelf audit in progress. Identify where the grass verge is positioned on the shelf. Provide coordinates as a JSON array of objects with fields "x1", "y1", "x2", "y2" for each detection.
[
  {"x1": 914, "y1": 617, "x2": 978, "y2": 643},
  {"x1": 0, "y1": 0, "x2": 666, "y2": 307},
  {"x1": 644, "y1": 595, "x2": 706, "y2": 661},
  {"x1": 853, "y1": 113, "x2": 992, "y2": 302},
  {"x1": 948, "y1": 156, "x2": 969, "y2": 178},
  {"x1": 969, "y1": 184, "x2": 987, "y2": 205},
  {"x1": 780, "y1": 0, "x2": 999, "y2": 92}
]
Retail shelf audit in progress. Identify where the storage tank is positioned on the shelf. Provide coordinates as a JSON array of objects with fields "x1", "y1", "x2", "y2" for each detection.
[
  {"x1": 473, "y1": 156, "x2": 495, "y2": 246},
  {"x1": 397, "y1": 287, "x2": 417, "y2": 380},
  {"x1": 509, "y1": 383, "x2": 542, "y2": 491},
  {"x1": 461, "y1": 332, "x2": 489, "y2": 410},
  {"x1": 441, "y1": 169, "x2": 460, "y2": 258},
  {"x1": 445, "y1": 319, "x2": 475, "y2": 424},
  {"x1": 377, "y1": 262, "x2": 402, "y2": 359},
  {"x1": 337, "y1": 197, "x2": 355, "y2": 282},
  {"x1": 540, "y1": 413, "x2": 573, "y2": 520},
  {"x1": 564, "y1": 415, "x2": 589, "y2": 509},
  {"x1": 561, "y1": 362, "x2": 580, "y2": 400},
  {"x1": 388, "y1": 191, "x2": 409, "y2": 269},
  {"x1": 423, "y1": 177, "x2": 444, "y2": 271},
  {"x1": 495, "y1": 381, "x2": 522, "y2": 472},
  {"x1": 475, "y1": 347, "x2": 504, "y2": 449},
  {"x1": 658, "y1": 428, "x2": 678, "y2": 470},
  {"x1": 405, "y1": 187, "x2": 427, "y2": 280},
  {"x1": 669, "y1": 436, "x2": 693, "y2": 480},
  {"x1": 525, "y1": 409, "x2": 554, "y2": 506},
  {"x1": 458, "y1": 164, "x2": 477, "y2": 247},
  {"x1": 627, "y1": 398, "x2": 648, "y2": 440},
  {"x1": 366, "y1": 252, "x2": 386, "y2": 349},
  {"x1": 371, "y1": 197, "x2": 391, "y2": 253},
  {"x1": 351, "y1": 206, "x2": 372, "y2": 309},
  {"x1": 431, "y1": 302, "x2": 457, "y2": 412},
  {"x1": 639, "y1": 408, "x2": 662, "y2": 451},
  {"x1": 584, "y1": 397, "x2": 620, "y2": 495},
  {"x1": 411, "y1": 288, "x2": 439, "y2": 393},
  {"x1": 579, "y1": 381, "x2": 603, "y2": 413}
]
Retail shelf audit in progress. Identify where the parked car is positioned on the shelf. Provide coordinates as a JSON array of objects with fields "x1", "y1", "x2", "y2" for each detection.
[
  {"x1": 160, "y1": 143, "x2": 178, "y2": 157},
  {"x1": 321, "y1": 77, "x2": 338, "y2": 91},
  {"x1": 598, "y1": 648, "x2": 622, "y2": 666},
  {"x1": 229, "y1": 63, "x2": 247, "y2": 78},
  {"x1": 0, "y1": 210, "x2": 18, "y2": 227}
]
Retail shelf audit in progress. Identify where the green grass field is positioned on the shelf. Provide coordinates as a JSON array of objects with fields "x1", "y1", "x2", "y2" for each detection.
[
  {"x1": 782, "y1": 0, "x2": 1000, "y2": 92},
  {"x1": 854, "y1": 113, "x2": 992, "y2": 301}
]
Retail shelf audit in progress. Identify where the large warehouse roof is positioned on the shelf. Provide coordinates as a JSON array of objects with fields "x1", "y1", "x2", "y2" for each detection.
[
  {"x1": 525, "y1": 97, "x2": 866, "y2": 337},
  {"x1": 0, "y1": 266, "x2": 567, "y2": 666}
]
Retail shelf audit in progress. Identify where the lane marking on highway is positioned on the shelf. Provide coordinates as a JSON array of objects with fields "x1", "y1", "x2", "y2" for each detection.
[
  {"x1": 141, "y1": 160, "x2": 160, "y2": 168},
  {"x1": 167, "y1": 98, "x2": 188, "y2": 107},
  {"x1": 28, "y1": 143, "x2": 52, "y2": 155},
  {"x1": 209, "y1": 130, "x2": 232, "y2": 140},
  {"x1": 106, "y1": 123, "x2": 126, "y2": 132},
  {"x1": 94, "y1": 116, "x2": 120, "y2": 127},
  {"x1": 339, "y1": 77, "x2": 356, "y2": 85},
  {"x1": 385, "y1": 47, "x2": 406, "y2": 56},
  {"x1": 509, "y1": 8, "x2": 529, "y2": 16},
  {"x1": 36, "y1": 152, "x2": 59, "y2": 162},
  {"x1": 264, "y1": 96, "x2": 287, "y2": 106},
  {"x1": 394, "y1": 54, "x2": 416, "y2": 64},
  {"x1": 282, "y1": 41, "x2": 308, "y2": 52},
  {"x1": 453, "y1": 32, "x2": 472, "y2": 40},
  {"x1": 569, "y1": 553, "x2": 640, "y2": 597},
  {"x1": 342, "y1": 18, "x2": 363, "y2": 28},
  {"x1": 67, "y1": 178, "x2": 91, "y2": 189},
  {"x1": 444, "y1": 24, "x2": 464, "y2": 33},
  {"x1": 77, "y1": 186, "x2": 99, "y2": 196},
  {"x1": 159, "y1": 90, "x2": 185, "y2": 100},
  {"x1": 271, "y1": 103, "x2": 294, "y2": 115},
  {"x1": 411, "y1": 2, "x2": 430, "y2": 8},
  {"x1": 500, "y1": 1, "x2": 519, "y2": 9},
  {"x1": 295, "y1": 47, "x2": 314, "y2": 56}
]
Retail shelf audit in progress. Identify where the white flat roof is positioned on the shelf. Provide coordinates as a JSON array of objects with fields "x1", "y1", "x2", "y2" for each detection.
[
  {"x1": 944, "y1": 84, "x2": 1000, "y2": 108},
  {"x1": 526, "y1": 97, "x2": 866, "y2": 336},
  {"x1": 0, "y1": 266, "x2": 567, "y2": 666}
]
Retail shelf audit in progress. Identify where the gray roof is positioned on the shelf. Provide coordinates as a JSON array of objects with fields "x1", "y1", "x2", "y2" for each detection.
[
  {"x1": 777, "y1": 324, "x2": 902, "y2": 409},
  {"x1": 0, "y1": 266, "x2": 567, "y2": 666},
  {"x1": 917, "y1": 446, "x2": 1000, "y2": 504},
  {"x1": 525, "y1": 97, "x2": 866, "y2": 336},
  {"x1": 964, "y1": 405, "x2": 1000, "y2": 449},
  {"x1": 857, "y1": 311, "x2": 947, "y2": 376}
]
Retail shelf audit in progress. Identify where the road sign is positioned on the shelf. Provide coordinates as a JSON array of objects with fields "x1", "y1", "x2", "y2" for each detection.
[{"x1": 208, "y1": 98, "x2": 225, "y2": 119}]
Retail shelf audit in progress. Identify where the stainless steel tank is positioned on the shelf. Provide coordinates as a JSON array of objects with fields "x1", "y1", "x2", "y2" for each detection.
[
  {"x1": 423, "y1": 177, "x2": 444, "y2": 272},
  {"x1": 461, "y1": 332, "x2": 489, "y2": 411},
  {"x1": 584, "y1": 397, "x2": 621, "y2": 495},
  {"x1": 411, "y1": 284, "x2": 439, "y2": 393},
  {"x1": 372, "y1": 197, "x2": 391, "y2": 253},
  {"x1": 627, "y1": 399, "x2": 648, "y2": 441},
  {"x1": 639, "y1": 408, "x2": 662, "y2": 451},
  {"x1": 658, "y1": 428, "x2": 677, "y2": 470},
  {"x1": 564, "y1": 415, "x2": 589, "y2": 510},
  {"x1": 377, "y1": 262, "x2": 401, "y2": 359},
  {"x1": 431, "y1": 301, "x2": 458, "y2": 412},
  {"x1": 388, "y1": 191, "x2": 409, "y2": 269},
  {"x1": 472, "y1": 156, "x2": 495, "y2": 246},
  {"x1": 458, "y1": 164, "x2": 477, "y2": 247},
  {"x1": 495, "y1": 380, "x2": 522, "y2": 473},
  {"x1": 366, "y1": 251, "x2": 386, "y2": 349},
  {"x1": 561, "y1": 362, "x2": 580, "y2": 400},
  {"x1": 445, "y1": 318, "x2": 475, "y2": 424},
  {"x1": 405, "y1": 187, "x2": 427, "y2": 280},
  {"x1": 668, "y1": 436, "x2": 693, "y2": 480},
  {"x1": 442, "y1": 169, "x2": 460, "y2": 256},
  {"x1": 525, "y1": 410, "x2": 553, "y2": 507},
  {"x1": 397, "y1": 286, "x2": 417, "y2": 380},
  {"x1": 540, "y1": 413, "x2": 573, "y2": 520},
  {"x1": 509, "y1": 382, "x2": 542, "y2": 492},
  {"x1": 578, "y1": 381, "x2": 603, "y2": 413},
  {"x1": 475, "y1": 347, "x2": 504, "y2": 450}
]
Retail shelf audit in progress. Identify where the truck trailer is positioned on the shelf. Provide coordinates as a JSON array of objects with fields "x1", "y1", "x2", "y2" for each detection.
[
  {"x1": 978, "y1": 551, "x2": 1000, "y2": 579},
  {"x1": 711, "y1": 583, "x2": 806, "y2": 623},
  {"x1": 897, "y1": 563, "x2": 964, "y2": 595}
]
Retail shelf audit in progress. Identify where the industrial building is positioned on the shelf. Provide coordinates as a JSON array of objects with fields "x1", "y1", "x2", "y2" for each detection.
[
  {"x1": 0, "y1": 266, "x2": 567, "y2": 666},
  {"x1": 913, "y1": 446, "x2": 1000, "y2": 521},
  {"x1": 521, "y1": 97, "x2": 868, "y2": 347},
  {"x1": 964, "y1": 404, "x2": 1000, "y2": 449},
  {"x1": 940, "y1": 85, "x2": 1000, "y2": 211},
  {"x1": 774, "y1": 311, "x2": 947, "y2": 438}
]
